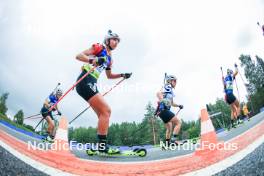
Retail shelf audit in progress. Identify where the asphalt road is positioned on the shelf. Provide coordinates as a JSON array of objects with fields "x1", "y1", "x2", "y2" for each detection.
[
  {"x1": 0, "y1": 112, "x2": 264, "y2": 175},
  {"x1": 0, "y1": 112, "x2": 263, "y2": 162}
]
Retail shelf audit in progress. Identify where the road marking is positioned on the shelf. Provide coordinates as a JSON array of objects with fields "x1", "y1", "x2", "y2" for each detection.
[
  {"x1": 184, "y1": 131, "x2": 264, "y2": 176},
  {"x1": 0, "y1": 140, "x2": 76, "y2": 176}
]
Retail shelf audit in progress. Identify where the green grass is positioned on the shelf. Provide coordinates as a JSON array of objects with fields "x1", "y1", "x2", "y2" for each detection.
[{"x1": 0, "y1": 112, "x2": 35, "y2": 133}]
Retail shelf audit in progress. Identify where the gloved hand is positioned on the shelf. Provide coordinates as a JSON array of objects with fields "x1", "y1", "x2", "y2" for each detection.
[
  {"x1": 178, "y1": 105, "x2": 184, "y2": 109},
  {"x1": 234, "y1": 63, "x2": 238, "y2": 68},
  {"x1": 121, "y1": 73, "x2": 132, "y2": 79},
  {"x1": 48, "y1": 105, "x2": 56, "y2": 111},
  {"x1": 96, "y1": 56, "x2": 107, "y2": 66},
  {"x1": 57, "y1": 111, "x2": 62, "y2": 116}
]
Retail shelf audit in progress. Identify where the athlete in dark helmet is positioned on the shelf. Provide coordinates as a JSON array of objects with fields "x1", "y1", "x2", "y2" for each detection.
[{"x1": 75, "y1": 30, "x2": 132, "y2": 154}]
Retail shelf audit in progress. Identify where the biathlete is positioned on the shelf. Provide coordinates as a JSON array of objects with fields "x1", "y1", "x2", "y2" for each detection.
[
  {"x1": 222, "y1": 64, "x2": 241, "y2": 128},
  {"x1": 75, "y1": 30, "x2": 132, "y2": 154},
  {"x1": 155, "y1": 75, "x2": 183, "y2": 148},
  {"x1": 40, "y1": 89, "x2": 63, "y2": 142}
]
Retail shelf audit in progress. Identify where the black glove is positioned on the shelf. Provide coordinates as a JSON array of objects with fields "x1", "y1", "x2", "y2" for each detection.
[
  {"x1": 57, "y1": 111, "x2": 62, "y2": 116},
  {"x1": 178, "y1": 105, "x2": 184, "y2": 109},
  {"x1": 234, "y1": 63, "x2": 238, "y2": 68},
  {"x1": 121, "y1": 73, "x2": 132, "y2": 79},
  {"x1": 96, "y1": 56, "x2": 107, "y2": 66}
]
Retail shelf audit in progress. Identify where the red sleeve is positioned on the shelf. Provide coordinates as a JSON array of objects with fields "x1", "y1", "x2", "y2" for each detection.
[{"x1": 91, "y1": 43, "x2": 103, "y2": 55}]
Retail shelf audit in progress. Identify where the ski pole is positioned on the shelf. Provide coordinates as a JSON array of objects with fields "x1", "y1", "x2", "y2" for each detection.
[
  {"x1": 234, "y1": 78, "x2": 240, "y2": 102},
  {"x1": 34, "y1": 67, "x2": 97, "y2": 130},
  {"x1": 25, "y1": 113, "x2": 60, "y2": 120},
  {"x1": 24, "y1": 113, "x2": 41, "y2": 119},
  {"x1": 220, "y1": 67, "x2": 224, "y2": 77},
  {"x1": 164, "y1": 73, "x2": 167, "y2": 85},
  {"x1": 48, "y1": 68, "x2": 96, "y2": 112},
  {"x1": 175, "y1": 108, "x2": 182, "y2": 116},
  {"x1": 257, "y1": 22, "x2": 264, "y2": 36},
  {"x1": 237, "y1": 69, "x2": 255, "y2": 114},
  {"x1": 220, "y1": 67, "x2": 226, "y2": 92},
  {"x1": 52, "y1": 82, "x2": 61, "y2": 93},
  {"x1": 237, "y1": 69, "x2": 246, "y2": 85},
  {"x1": 69, "y1": 78, "x2": 126, "y2": 124}
]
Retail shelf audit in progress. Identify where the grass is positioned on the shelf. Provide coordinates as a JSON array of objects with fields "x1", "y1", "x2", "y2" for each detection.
[{"x1": 0, "y1": 112, "x2": 35, "y2": 133}]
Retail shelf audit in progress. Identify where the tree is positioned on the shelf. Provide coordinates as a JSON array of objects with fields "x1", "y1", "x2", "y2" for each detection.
[
  {"x1": 14, "y1": 110, "x2": 24, "y2": 125},
  {"x1": 23, "y1": 124, "x2": 34, "y2": 132},
  {"x1": 0, "y1": 93, "x2": 9, "y2": 115},
  {"x1": 207, "y1": 98, "x2": 231, "y2": 129},
  {"x1": 239, "y1": 54, "x2": 264, "y2": 113},
  {"x1": 68, "y1": 102, "x2": 201, "y2": 146}
]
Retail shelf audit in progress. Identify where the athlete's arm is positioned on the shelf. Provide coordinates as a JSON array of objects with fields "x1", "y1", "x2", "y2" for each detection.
[
  {"x1": 171, "y1": 101, "x2": 178, "y2": 107},
  {"x1": 105, "y1": 69, "x2": 122, "y2": 79},
  {"x1": 233, "y1": 69, "x2": 238, "y2": 78},
  {"x1": 105, "y1": 60, "x2": 122, "y2": 79},
  {"x1": 44, "y1": 99, "x2": 50, "y2": 108},
  {"x1": 172, "y1": 101, "x2": 184, "y2": 109},
  {"x1": 55, "y1": 105, "x2": 62, "y2": 115},
  {"x1": 222, "y1": 77, "x2": 226, "y2": 90},
  {"x1": 76, "y1": 48, "x2": 96, "y2": 63},
  {"x1": 156, "y1": 91, "x2": 163, "y2": 101},
  {"x1": 233, "y1": 64, "x2": 238, "y2": 78}
]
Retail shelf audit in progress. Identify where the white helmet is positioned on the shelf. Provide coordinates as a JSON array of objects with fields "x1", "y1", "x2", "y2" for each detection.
[
  {"x1": 166, "y1": 75, "x2": 177, "y2": 84},
  {"x1": 227, "y1": 69, "x2": 233, "y2": 75},
  {"x1": 56, "y1": 89, "x2": 63, "y2": 96},
  {"x1": 103, "y1": 30, "x2": 120, "y2": 46}
]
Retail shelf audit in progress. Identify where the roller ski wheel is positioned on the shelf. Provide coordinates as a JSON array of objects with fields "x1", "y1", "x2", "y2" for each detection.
[
  {"x1": 133, "y1": 148, "x2": 141, "y2": 152},
  {"x1": 42, "y1": 136, "x2": 54, "y2": 143},
  {"x1": 135, "y1": 148, "x2": 147, "y2": 157},
  {"x1": 86, "y1": 149, "x2": 96, "y2": 156},
  {"x1": 86, "y1": 148, "x2": 120, "y2": 156}
]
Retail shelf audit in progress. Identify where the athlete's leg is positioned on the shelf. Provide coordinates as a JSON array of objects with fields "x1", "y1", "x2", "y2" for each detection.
[
  {"x1": 230, "y1": 104, "x2": 238, "y2": 128},
  {"x1": 170, "y1": 116, "x2": 181, "y2": 142},
  {"x1": 230, "y1": 106, "x2": 234, "y2": 120},
  {"x1": 165, "y1": 122, "x2": 172, "y2": 140},
  {"x1": 88, "y1": 93, "x2": 111, "y2": 135},
  {"x1": 234, "y1": 99, "x2": 241, "y2": 117},
  {"x1": 46, "y1": 116, "x2": 55, "y2": 137},
  {"x1": 230, "y1": 104, "x2": 237, "y2": 120}
]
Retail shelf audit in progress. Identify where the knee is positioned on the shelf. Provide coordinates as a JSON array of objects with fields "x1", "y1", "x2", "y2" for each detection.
[
  {"x1": 101, "y1": 107, "x2": 111, "y2": 118},
  {"x1": 49, "y1": 122, "x2": 55, "y2": 129},
  {"x1": 178, "y1": 120, "x2": 182, "y2": 127}
]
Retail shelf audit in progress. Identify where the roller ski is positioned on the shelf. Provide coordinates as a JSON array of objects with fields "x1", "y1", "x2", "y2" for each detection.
[
  {"x1": 41, "y1": 134, "x2": 54, "y2": 143},
  {"x1": 86, "y1": 146, "x2": 147, "y2": 157}
]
